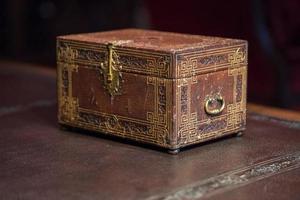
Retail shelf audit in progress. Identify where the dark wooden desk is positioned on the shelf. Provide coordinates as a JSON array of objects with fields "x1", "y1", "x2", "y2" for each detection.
[{"x1": 0, "y1": 61, "x2": 299, "y2": 200}]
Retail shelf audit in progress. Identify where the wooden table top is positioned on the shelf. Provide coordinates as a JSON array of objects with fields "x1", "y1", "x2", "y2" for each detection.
[{"x1": 0, "y1": 61, "x2": 299, "y2": 200}]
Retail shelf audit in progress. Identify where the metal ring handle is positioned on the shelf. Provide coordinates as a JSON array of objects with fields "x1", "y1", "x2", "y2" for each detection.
[{"x1": 204, "y1": 95, "x2": 225, "y2": 115}]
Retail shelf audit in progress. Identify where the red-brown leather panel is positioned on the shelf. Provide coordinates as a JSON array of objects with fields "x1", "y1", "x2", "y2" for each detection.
[{"x1": 72, "y1": 67, "x2": 155, "y2": 121}]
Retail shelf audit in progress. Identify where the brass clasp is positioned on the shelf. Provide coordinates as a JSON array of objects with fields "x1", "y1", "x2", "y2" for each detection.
[{"x1": 100, "y1": 43, "x2": 122, "y2": 97}]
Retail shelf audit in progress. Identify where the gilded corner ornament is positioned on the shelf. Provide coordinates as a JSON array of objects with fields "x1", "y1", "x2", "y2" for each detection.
[
  {"x1": 228, "y1": 48, "x2": 246, "y2": 66},
  {"x1": 57, "y1": 43, "x2": 79, "y2": 123}
]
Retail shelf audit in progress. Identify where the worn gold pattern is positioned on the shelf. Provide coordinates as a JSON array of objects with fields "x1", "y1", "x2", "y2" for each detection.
[
  {"x1": 176, "y1": 44, "x2": 247, "y2": 147},
  {"x1": 57, "y1": 44, "x2": 79, "y2": 123},
  {"x1": 57, "y1": 39, "x2": 173, "y2": 147},
  {"x1": 57, "y1": 38, "x2": 247, "y2": 150}
]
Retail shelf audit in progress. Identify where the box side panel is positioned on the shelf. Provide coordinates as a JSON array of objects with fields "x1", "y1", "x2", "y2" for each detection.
[
  {"x1": 57, "y1": 39, "x2": 174, "y2": 149},
  {"x1": 175, "y1": 44, "x2": 248, "y2": 148}
]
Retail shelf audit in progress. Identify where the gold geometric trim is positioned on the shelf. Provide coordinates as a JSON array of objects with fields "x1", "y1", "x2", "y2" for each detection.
[{"x1": 176, "y1": 46, "x2": 247, "y2": 146}]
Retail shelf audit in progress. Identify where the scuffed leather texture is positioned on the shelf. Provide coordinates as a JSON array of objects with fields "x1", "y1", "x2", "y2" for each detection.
[
  {"x1": 0, "y1": 62, "x2": 299, "y2": 200},
  {"x1": 58, "y1": 29, "x2": 245, "y2": 53},
  {"x1": 57, "y1": 29, "x2": 248, "y2": 150}
]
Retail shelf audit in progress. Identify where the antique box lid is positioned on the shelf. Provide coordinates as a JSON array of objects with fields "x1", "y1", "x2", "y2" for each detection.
[{"x1": 57, "y1": 29, "x2": 247, "y2": 79}]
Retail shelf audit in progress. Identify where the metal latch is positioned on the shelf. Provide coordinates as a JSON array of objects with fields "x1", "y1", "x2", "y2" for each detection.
[{"x1": 100, "y1": 43, "x2": 122, "y2": 97}]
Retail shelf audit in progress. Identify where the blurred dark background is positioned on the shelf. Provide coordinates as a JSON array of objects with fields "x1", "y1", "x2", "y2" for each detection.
[{"x1": 0, "y1": 0, "x2": 300, "y2": 110}]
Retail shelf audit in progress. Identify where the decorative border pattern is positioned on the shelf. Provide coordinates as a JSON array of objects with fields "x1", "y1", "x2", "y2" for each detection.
[
  {"x1": 176, "y1": 45, "x2": 247, "y2": 147},
  {"x1": 57, "y1": 45, "x2": 79, "y2": 123},
  {"x1": 57, "y1": 39, "x2": 171, "y2": 78},
  {"x1": 176, "y1": 45, "x2": 247, "y2": 77},
  {"x1": 57, "y1": 40, "x2": 173, "y2": 148},
  {"x1": 145, "y1": 151, "x2": 300, "y2": 200},
  {"x1": 57, "y1": 38, "x2": 247, "y2": 149}
]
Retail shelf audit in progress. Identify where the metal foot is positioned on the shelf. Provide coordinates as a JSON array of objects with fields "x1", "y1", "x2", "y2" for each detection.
[
  {"x1": 236, "y1": 131, "x2": 244, "y2": 137},
  {"x1": 168, "y1": 149, "x2": 180, "y2": 155}
]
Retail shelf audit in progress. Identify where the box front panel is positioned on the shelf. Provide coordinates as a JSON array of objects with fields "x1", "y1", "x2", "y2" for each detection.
[
  {"x1": 57, "y1": 40, "x2": 173, "y2": 148},
  {"x1": 175, "y1": 44, "x2": 247, "y2": 147}
]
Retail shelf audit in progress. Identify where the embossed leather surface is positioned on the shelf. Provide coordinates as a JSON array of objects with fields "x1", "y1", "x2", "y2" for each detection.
[
  {"x1": 59, "y1": 29, "x2": 245, "y2": 54},
  {"x1": 57, "y1": 29, "x2": 247, "y2": 150},
  {"x1": 0, "y1": 62, "x2": 299, "y2": 199}
]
